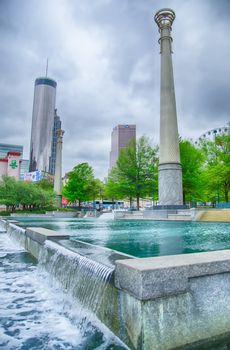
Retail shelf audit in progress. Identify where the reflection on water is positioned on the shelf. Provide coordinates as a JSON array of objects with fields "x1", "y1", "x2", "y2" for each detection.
[
  {"x1": 15, "y1": 218, "x2": 230, "y2": 258},
  {"x1": 0, "y1": 233, "x2": 126, "y2": 350}
]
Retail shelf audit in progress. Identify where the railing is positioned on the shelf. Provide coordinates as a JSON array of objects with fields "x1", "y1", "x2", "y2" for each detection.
[{"x1": 216, "y1": 202, "x2": 230, "y2": 209}]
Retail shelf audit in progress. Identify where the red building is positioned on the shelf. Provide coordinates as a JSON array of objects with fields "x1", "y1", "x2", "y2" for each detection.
[{"x1": 0, "y1": 151, "x2": 21, "y2": 180}]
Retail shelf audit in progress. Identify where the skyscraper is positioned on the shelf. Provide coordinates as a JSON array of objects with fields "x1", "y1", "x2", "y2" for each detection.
[
  {"x1": 49, "y1": 109, "x2": 62, "y2": 175},
  {"x1": 109, "y1": 124, "x2": 136, "y2": 170},
  {"x1": 29, "y1": 77, "x2": 57, "y2": 173}
]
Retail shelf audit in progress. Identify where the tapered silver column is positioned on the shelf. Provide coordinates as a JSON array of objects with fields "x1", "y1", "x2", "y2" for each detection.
[
  {"x1": 155, "y1": 9, "x2": 183, "y2": 206},
  {"x1": 54, "y1": 129, "x2": 64, "y2": 206}
]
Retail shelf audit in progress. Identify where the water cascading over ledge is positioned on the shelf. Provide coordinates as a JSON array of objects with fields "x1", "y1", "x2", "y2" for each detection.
[
  {"x1": 1, "y1": 221, "x2": 137, "y2": 348},
  {"x1": 3, "y1": 222, "x2": 119, "y2": 315},
  {"x1": 7, "y1": 222, "x2": 27, "y2": 246},
  {"x1": 39, "y1": 240, "x2": 114, "y2": 313}
]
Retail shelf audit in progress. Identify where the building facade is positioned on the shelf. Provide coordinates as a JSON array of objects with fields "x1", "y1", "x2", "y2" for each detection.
[
  {"x1": 0, "y1": 143, "x2": 29, "y2": 180},
  {"x1": 49, "y1": 109, "x2": 62, "y2": 175},
  {"x1": 0, "y1": 151, "x2": 21, "y2": 180},
  {"x1": 20, "y1": 159, "x2": 30, "y2": 180},
  {"x1": 0, "y1": 143, "x2": 23, "y2": 159},
  {"x1": 109, "y1": 124, "x2": 136, "y2": 170},
  {"x1": 29, "y1": 77, "x2": 57, "y2": 173}
]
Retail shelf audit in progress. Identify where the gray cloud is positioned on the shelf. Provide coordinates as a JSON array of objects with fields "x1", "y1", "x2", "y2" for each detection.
[{"x1": 0, "y1": 0, "x2": 229, "y2": 178}]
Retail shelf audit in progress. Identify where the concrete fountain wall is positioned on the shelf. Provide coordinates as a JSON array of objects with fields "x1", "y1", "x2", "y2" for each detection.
[{"x1": 2, "y1": 218, "x2": 230, "y2": 349}]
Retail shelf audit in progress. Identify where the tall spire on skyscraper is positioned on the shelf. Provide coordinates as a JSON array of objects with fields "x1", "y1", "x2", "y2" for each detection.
[{"x1": 45, "y1": 58, "x2": 49, "y2": 77}]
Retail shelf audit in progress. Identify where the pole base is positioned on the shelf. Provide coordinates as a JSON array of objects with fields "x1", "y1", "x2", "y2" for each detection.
[
  {"x1": 55, "y1": 195, "x2": 62, "y2": 208},
  {"x1": 152, "y1": 204, "x2": 188, "y2": 210},
  {"x1": 158, "y1": 162, "x2": 183, "y2": 206}
]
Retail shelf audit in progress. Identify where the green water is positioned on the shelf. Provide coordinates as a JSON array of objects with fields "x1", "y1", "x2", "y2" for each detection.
[{"x1": 15, "y1": 218, "x2": 230, "y2": 258}]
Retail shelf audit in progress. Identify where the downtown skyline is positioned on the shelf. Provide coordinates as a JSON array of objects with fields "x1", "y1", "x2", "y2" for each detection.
[{"x1": 0, "y1": 0, "x2": 230, "y2": 178}]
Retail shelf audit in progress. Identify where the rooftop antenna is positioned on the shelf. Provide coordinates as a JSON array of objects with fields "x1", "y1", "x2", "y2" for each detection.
[{"x1": 45, "y1": 58, "x2": 49, "y2": 77}]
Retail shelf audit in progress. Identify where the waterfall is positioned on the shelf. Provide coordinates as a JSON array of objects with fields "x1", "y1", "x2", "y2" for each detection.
[
  {"x1": 39, "y1": 240, "x2": 114, "y2": 314},
  {"x1": 7, "y1": 223, "x2": 26, "y2": 247},
  {"x1": 98, "y1": 212, "x2": 114, "y2": 220},
  {"x1": 0, "y1": 220, "x2": 6, "y2": 232}
]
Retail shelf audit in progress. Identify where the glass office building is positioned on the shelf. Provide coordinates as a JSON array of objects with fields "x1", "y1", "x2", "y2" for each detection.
[{"x1": 29, "y1": 77, "x2": 57, "y2": 173}]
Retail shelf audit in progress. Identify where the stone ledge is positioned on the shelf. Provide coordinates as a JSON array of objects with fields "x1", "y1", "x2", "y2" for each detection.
[
  {"x1": 26, "y1": 227, "x2": 70, "y2": 244},
  {"x1": 115, "y1": 250, "x2": 230, "y2": 300}
]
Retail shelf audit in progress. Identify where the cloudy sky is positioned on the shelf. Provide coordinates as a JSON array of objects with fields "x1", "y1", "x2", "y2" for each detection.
[{"x1": 0, "y1": 0, "x2": 229, "y2": 178}]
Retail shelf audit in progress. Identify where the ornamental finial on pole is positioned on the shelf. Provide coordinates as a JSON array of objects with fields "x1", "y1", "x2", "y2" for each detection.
[
  {"x1": 154, "y1": 8, "x2": 175, "y2": 30},
  {"x1": 154, "y1": 8, "x2": 175, "y2": 53},
  {"x1": 57, "y1": 129, "x2": 65, "y2": 143}
]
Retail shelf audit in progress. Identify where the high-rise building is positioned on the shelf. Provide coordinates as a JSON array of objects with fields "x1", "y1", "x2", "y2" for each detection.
[
  {"x1": 109, "y1": 124, "x2": 136, "y2": 170},
  {"x1": 20, "y1": 159, "x2": 30, "y2": 180},
  {"x1": 29, "y1": 77, "x2": 57, "y2": 173},
  {"x1": 49, "y1": 109, "x2": 62, "y2": 175}
]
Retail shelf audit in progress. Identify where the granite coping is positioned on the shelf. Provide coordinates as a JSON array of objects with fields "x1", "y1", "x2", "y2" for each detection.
[
  {"x1": 57, "y1": 238, "x2": 134, "y2": 269},
  {"x1": 26, "y1": 227, "x2": 70, "y2": 244},
  {"x1": 115, "y1": 250, "x2": 230, "y2": 300}
]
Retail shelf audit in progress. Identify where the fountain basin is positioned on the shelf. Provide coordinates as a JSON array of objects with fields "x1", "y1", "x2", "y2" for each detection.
[{"x1": 2, "y1": 218, "x2": 230, "y2": 350}]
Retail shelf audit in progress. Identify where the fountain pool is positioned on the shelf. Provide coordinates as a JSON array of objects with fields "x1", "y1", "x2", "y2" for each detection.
[
  {"x1": 3, "y1": 217, "x2": 230, "y2": 349},
  {"x1": 14, "y1": 217, "x2": 230, "y2": 258}
]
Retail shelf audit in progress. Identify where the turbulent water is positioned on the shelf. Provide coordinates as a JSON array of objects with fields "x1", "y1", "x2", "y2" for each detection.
[{"x1": 0, "y1": 232, "x2": 126, "y2": 350}]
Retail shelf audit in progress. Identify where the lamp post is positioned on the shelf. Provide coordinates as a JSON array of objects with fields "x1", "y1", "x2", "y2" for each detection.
[
  {"x1": 54, "y1": 129, "x2": 65, "y2": 207},
  {"x1": 154, "y1": 9, "x2": 183, "y2": 207}
]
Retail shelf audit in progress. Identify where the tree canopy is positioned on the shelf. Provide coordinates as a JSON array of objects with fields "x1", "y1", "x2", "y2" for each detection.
[
  {"x1": 0, "y1": 176, "x2": 54, "y2": 212},
  {"x1": 105, "y1": 133, "x2": 229, "y2": 208},
  {"x1": 105, "y1": 136, "x2": 158, "y2": 209},
  {"x1": 180, "y1": 139, "x2": 205, "y2": 203},
  {"x1": 62, "y1": 162, "x2": 98, "y2": 207},
  {"x1": 200, "y1": 133, "x2": 230, "y2": 202}
]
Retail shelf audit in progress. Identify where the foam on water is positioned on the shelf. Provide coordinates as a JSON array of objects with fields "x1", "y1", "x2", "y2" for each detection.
[{"x1": 0, "y1": 232, "x2": 127, "y2": 350}]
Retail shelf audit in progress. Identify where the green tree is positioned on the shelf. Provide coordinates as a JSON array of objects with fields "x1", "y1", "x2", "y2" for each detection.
[
  {"x1": 179, "y1": 139, "x2": 205, "y2": 204},
  {"x1": 0, "y1": 176, "x2": 18, "y2": 211},
  {"x1": 32, "y1": 186, "x2": 53, "y2": 208},
  {"x1": 16, "y1": 181, "x2": 34, "y2": 210},
  {"x1": 35, "y1": 178, "x2": 54, "y2": 192},
  {"x1": 106, "y1": 136, "x2": 158, "y2": 209},
  {"x1": 201, "y1": 134, "x2": 230, "y2": 202},
  {"x1": 89, "y1": 178, "x2": 105, "y2": 201},
  {"x1": 62, "y1": 162, "x2": 95, "y2": 208},
  {"x1": 105, "y1": 167, "x2": 125, "y2": 208},
  {"x1": 0, "y1": 176, "x2": 54, "y2": 212}
]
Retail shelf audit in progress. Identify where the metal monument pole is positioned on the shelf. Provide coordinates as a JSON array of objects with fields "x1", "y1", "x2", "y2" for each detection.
[
  {"x1": 54, "y1": 129, "x2": 65, "y2": 207},
  {"x1": 155, "y1": 9, "x2": 183, "y2": 206}
]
